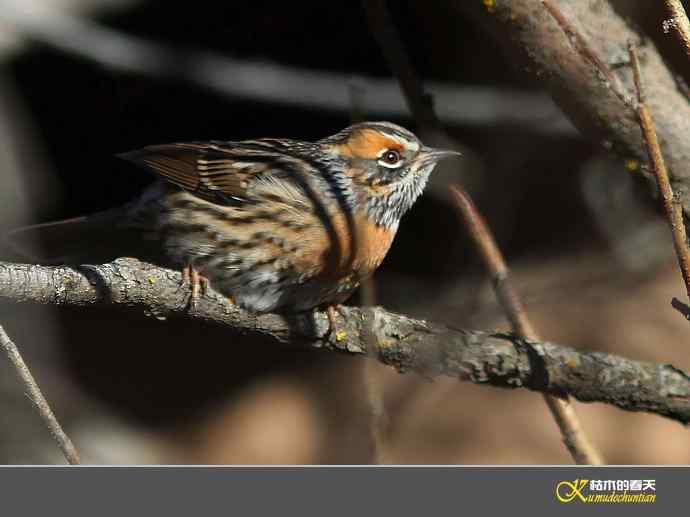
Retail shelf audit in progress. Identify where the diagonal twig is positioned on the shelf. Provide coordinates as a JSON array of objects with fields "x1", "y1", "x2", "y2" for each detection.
[
  {"x1": 629, "y1": 43, "x2": 690, "y2": 313},
  {"x1": 0, "y1": 324, "x2": 80, "y2": 465},
  {"x1": 450, "y1": 187, "x2": 603, "y2": 465}
]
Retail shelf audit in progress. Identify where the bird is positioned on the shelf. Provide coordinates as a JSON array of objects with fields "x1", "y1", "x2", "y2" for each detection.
[{"x1": 10, "y1": 122, "x2": 459, "y2": 326}]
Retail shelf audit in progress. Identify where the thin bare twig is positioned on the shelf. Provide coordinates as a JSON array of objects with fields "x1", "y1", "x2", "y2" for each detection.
[
  {"x1": 363, "y1": 0, "x2": 601, "y2": 465},
  {"x1": 0, "y1": 324, "x2": 80, "y2": 465},
  {"x1": 665, "y1": 0, "x2": 690, "y2": 61},
  {"x1": 629, "y1": 43, "x2": 690, "y2": 309},
  {"x1": 671, "y1": 297, "x2": 690, "y2": 321},
  {"x1": 450, "y1": 187, "x2": 603, "y2": 465},
  {"x1": 449, "y1": 188, "x2": 533, "y2": 338}
]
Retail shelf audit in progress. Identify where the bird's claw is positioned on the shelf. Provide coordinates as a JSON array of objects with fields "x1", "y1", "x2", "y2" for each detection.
[{"x1": 181, "y1": 264, "x2": 208, "y2": 310}]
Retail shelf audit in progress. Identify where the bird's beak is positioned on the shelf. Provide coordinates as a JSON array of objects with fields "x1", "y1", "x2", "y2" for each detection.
[
  {"x1": 419, "y1": 147, "x2": 461, "y2": 166},
  {"x1": 420, "y1": 146, "x2": 462, "y2": 163}
]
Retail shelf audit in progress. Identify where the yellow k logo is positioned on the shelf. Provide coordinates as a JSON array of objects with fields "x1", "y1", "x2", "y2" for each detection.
[{"x1": 555, "y1": 479, "x2": 589, "y2": 503}]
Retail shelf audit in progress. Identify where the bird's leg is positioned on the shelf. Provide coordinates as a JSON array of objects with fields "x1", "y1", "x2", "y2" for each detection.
[
  {"x1": 325, "y1": 304, "x2": 346, "y2": 341},
  {"x1": 181, "y1": 263, "x2": 209, "y2": 310}
]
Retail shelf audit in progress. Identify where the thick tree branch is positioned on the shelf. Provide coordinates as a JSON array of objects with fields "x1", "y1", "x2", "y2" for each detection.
[
  {"x1": 1, "y1": 258, "x2": 690, "y2": 424},
  {"x1": 455, "y1": 0, "x2": 690, "y2": 216}
]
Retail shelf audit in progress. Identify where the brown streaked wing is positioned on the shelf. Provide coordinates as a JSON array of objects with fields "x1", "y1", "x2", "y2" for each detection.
[{"x1": 118, "y1": 142, "x2": 277, "y2": 204}]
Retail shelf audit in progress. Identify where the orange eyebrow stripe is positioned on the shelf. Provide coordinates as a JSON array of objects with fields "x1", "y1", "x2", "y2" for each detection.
[{"x1": 334, "y1": 129, "x2": 404, "y2": 159}]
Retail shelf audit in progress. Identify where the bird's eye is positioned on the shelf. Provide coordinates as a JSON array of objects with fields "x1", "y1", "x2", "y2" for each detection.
[{"x1": 380, "y1": 149, "x2": 401, "y2": 166}]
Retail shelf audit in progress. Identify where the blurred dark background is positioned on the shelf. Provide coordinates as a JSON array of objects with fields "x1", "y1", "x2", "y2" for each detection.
[{"x1": 0, "y1": 0, "x2": 689, "y2": 464}]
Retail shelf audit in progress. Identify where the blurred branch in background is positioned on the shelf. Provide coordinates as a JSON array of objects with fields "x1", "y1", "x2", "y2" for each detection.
[
  {"x1": 0, "y1": 0, "x2": 575, "y2": 136},
  {"x1": 579, "y1": 155, "x2": 672, "y2": 273},
  {"x1": 0, "y1": 258, "x2": 690, "y2": 425},
  {"x1": 0, "y1": 73, "x2": 62, "y2": 234},
  {"x1": 0, "y1": 0, "x2": 138, "y2": 59}
]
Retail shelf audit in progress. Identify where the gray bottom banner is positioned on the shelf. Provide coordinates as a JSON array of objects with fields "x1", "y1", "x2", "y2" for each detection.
[{"x1": 0, "y1": 466, "x2": 680, "y2": 515}]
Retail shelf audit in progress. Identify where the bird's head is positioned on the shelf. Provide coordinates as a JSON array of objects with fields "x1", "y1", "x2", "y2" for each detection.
[{"x1": 321, "y1": 121, "x2": 459, "y2": 228}]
